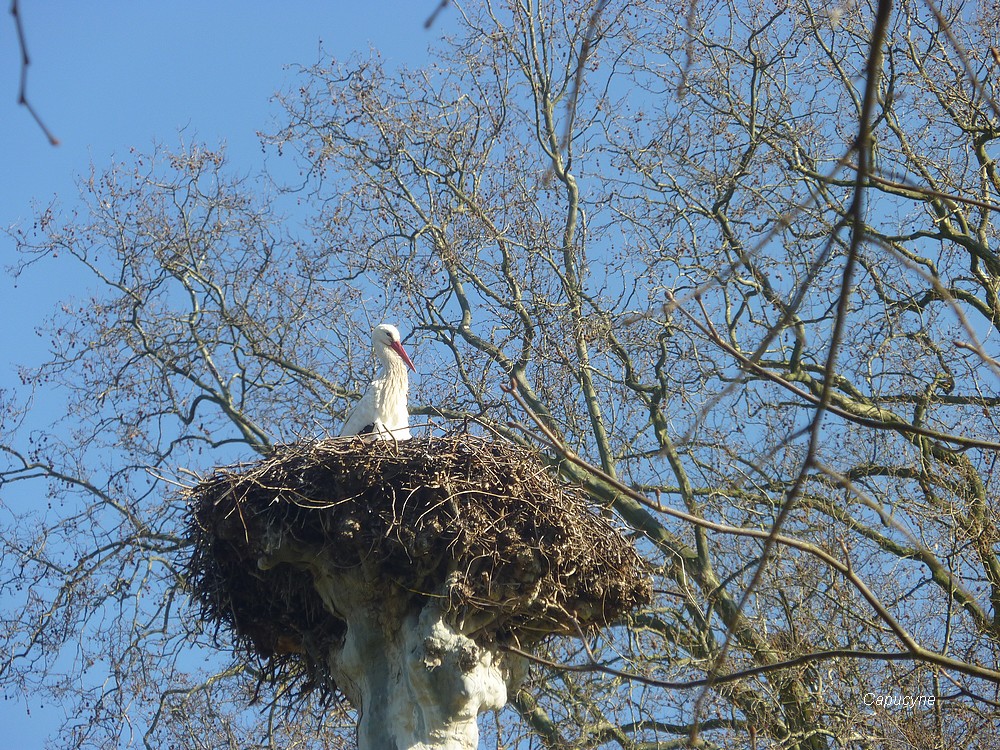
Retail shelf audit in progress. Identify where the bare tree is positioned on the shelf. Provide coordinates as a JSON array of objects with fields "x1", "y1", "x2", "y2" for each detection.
[{"x1": 3, "y1": 0, "x2": 1000, "y2": 747}]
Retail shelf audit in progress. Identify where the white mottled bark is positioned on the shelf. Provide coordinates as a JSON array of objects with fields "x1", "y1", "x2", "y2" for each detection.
[{"x1": 262, "y1": 551, "x2": 523, "y2": 750}]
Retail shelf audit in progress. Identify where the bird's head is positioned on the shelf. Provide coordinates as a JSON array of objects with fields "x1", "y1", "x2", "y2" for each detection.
[{"x1": 373, "y1": 323, "x2": 416, "y2": 372}]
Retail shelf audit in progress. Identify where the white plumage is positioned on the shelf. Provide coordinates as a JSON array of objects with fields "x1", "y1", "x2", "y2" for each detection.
[{"x1": 341, "y1": 323, "x2": 416, "y2": 440}]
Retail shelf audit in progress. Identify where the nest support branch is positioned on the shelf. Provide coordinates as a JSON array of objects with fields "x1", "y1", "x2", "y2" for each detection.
[
  {"x1": 186, "y1": 435, "x2": 651, "y2": 749},
  {"x1": 274, "y1": 544, "x2": 522, "y2": 749}
]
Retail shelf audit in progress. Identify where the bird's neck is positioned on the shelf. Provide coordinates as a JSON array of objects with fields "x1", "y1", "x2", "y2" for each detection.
[
  {"x1": 377, "y1": 351, "x2": 410, "y2": 384},
  {"x1": 373, "y1": 351, "x2": 410, "y2": 423}
]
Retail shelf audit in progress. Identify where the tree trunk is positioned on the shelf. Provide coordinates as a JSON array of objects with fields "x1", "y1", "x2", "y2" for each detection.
[{"x1": 308, "y1": 561, "x2": 524, "y2": 750}]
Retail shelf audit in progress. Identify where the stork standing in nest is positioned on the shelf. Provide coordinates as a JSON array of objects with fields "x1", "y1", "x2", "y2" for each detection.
[{"x1": 341, "y1": 323, "x2": 416, "y2": 441}]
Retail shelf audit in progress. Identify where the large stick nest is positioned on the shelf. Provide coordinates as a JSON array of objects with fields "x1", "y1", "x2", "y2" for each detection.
[{"x1": 186, "y1": 435, "x2": 651, "y2": 690}]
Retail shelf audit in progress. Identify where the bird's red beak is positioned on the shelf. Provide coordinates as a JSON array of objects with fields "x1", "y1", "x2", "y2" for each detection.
[{"x1": 391, "y1": 340, "x2": 416, "y2": 372}]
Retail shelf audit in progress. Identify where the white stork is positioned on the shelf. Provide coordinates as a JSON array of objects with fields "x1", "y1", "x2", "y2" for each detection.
[{"x1": 341, "y1": 323, "x2": 416, "y2": 440}]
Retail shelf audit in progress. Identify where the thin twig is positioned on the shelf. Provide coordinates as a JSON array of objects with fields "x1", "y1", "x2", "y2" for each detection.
[
  {"x1": 688, "y1": 0, "x2": 897, "y2": 731},
  {"x1": 504, "y1": 640, "x2": 931, "y2": 691},
  {"x1": 503, "y1": 378, "x2": 1000, "y2": 686},
  {"x1": 695, "y1": 0, "x2": 900, "y2": 715},
  {"x1": 423, "y1": 0, "x2": 449, "y2": 29},
  {"x1": 669, "y1": 298, "x2": 1000, "y2": 451},
  {"x1": 921, "y1": 0, "x2": 1000, "y2": 122},
  {"x1": 10, "y1": 0, "x2": 59, "y2": 145},
  {"x1": 559, "y1": 0, "x2": 608, "y2": 156}
]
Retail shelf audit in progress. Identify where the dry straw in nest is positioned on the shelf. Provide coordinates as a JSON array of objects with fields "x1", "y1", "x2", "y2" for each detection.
[{"x1": 186, "y1": 435, "x2": 651, "y2": 689}]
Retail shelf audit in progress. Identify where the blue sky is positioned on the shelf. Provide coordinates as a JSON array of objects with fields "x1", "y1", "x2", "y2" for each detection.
[
  {"x1": 0, "y1": 3, "x2": 454, "y2": 746},
  {"x1": 2, "y1": 1, "x2": 455, "y2": 366}
]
